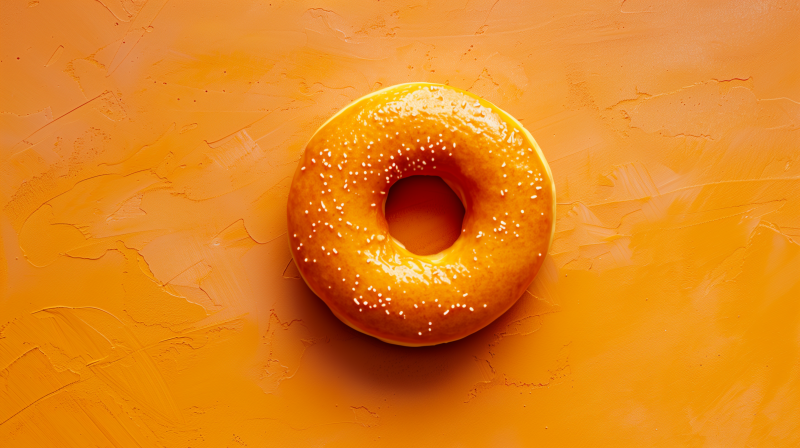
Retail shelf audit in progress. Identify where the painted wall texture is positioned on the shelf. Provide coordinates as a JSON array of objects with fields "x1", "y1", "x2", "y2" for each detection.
[{"x1": 1, "y1": 0, "x2": 799, "y2": 446}]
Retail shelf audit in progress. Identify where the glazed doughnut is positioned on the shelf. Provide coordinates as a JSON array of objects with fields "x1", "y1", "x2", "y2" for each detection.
[{"x1": 287, "y1": 83, "x2": 555, "y2": 346}]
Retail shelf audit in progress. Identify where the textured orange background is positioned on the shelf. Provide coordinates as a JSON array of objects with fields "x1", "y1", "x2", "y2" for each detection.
[{"x1": 2, "y1": 0, "x2": 800, "y2": 446}]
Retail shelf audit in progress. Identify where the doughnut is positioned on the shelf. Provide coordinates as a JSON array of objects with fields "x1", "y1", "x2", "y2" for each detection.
[{"x1": 287, "y1": 83, "x2": 555, "y2": 346}]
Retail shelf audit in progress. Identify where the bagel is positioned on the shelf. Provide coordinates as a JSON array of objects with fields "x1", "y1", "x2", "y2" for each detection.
[{"x1": 287, "y1": 83, "x2": 555, "y2": 346}]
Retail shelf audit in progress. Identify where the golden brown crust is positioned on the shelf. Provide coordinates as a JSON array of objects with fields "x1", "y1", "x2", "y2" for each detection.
[{"x1": 287, "y1": 83, "x2": 555, "y2": 346}]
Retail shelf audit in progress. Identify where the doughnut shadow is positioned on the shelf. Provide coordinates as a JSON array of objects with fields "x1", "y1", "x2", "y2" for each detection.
[{"x1": 292, "y1": 274, "x2": 547, "y2": 395}]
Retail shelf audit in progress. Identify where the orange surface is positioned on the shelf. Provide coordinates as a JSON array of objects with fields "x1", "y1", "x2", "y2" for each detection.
[
  {"x1": 385, "y1": 175, "x2": 465, "y2": 256},
  {"x1": 1, "y1": 0, "x2": 799, "y2": 446}
]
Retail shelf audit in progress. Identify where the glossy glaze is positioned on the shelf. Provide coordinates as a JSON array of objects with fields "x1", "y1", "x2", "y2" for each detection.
[{"x1": 287, "y1": 83, "x2": 555, "y2": 345}]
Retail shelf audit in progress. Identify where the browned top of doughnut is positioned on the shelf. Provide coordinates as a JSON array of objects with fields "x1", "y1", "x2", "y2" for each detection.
[{"x1": 287, "y1": 83, "x2": 555, "y2": 346}]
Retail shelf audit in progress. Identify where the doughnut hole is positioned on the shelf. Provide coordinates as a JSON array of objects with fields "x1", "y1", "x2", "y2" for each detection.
[{"x1": 383, "y1": 175, "x2": 465, "y2": 256}]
